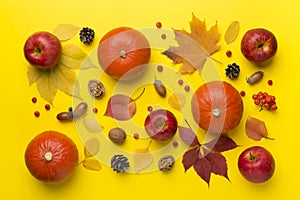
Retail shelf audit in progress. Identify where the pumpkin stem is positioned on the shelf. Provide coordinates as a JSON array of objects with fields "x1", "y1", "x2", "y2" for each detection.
[
  {"x1": 44, "y1": 152, "x2": 53, "y2": 162},
  {"x1": 212, "y1": 108, "x2": 221, "y2": 118},
  {"x1": 119, "y1": 50, "x2": 127, "y2": 58}
]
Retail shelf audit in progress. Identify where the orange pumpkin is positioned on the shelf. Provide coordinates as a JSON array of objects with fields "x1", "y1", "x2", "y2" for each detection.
[
  {"x1": 97, "y1": 27, "x2": 151, "y2": 80},
  {"x1": 24, "y1": 131, "x2": 78, "y2": 182},
  {"x1": 191, "y1": 81, "x2": 243, "y2": 134}
]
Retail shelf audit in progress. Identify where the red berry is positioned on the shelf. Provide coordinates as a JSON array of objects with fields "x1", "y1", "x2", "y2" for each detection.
[
  {"x1": 226, "y1": 50, "x2": 232, "y2": 57},
  {"x1": 34, "y1": 111, "x2": 40, "y2": 117},
  {"x1": 44, "y1": 104, "x2": 51, "y2": 110},
  {"x1": 268, "y1": 80, "x2": 273, "y2": 86},
  {"x1": 173, "y1": 141, "x2": 179, "y2": 148},
  {"x1": 178, "y1": 79, "x2": 184, "y2": 85},
  {"x1": 133, "y1": 133, "x2": 139, "y2": 139},
  {"x1": 147, "y1": 106, "x2": 153, "y2": 112},
  {"x1": 93, "y1": 107, "x2": 98, "y2": 113},
  {"x1": 184, "y1": 85, "x2": 190, "y2": 92},
  {"x1": 161, "y1": 33, "x2": 166, "y2": 39},
  {"x1": 263, "y1": 103, "x2": 270, "y2": 110},
  {"x1": 254, "y1": 99, "x2": 261, "y2": 105},
  {"x1": 156, "y1": 22, "x2": 162, "y2": 28},
  {"x1": 270, "y1": 95, "x2": 276, "y2": 101},
  {"x1": 252, "y1": 94, "x2": 258, "y2": 100},
  {"x1": 31, "y1": 97, "x2": 37, "y2": 103},
  {"x1": 240, "y1": 91, "x2": 246, "y2": 97},
  {"x1": 157, "y1": 65, "x2": 163, "y2": 72},
  {"x1": 271, "y1": 104, "x2": 278, "y2": 110}
]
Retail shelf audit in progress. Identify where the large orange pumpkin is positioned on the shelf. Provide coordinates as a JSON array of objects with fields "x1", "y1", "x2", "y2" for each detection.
[
  {"x1": 97, "y1": 27, "x2": 151, "y2": 80},
  {"x1": 191, "y1": 81, "x2": 243, "y2": 134},
  {"x1": 24, "y1": 131, "x2": 78, "y2": 182}
]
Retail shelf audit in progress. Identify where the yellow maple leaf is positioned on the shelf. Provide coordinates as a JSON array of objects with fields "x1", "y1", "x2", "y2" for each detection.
[{"x1": 163, "y1": 14, "x2": 220, "y2": 74}]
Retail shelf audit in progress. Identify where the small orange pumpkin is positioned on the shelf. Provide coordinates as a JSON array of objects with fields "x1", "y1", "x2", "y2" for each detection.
[
  {"x1": 191, "y1": 81, "x2": 243, "y2": 134},
  {"x1": 97, "y1": 27, "x2": 151, "y2": 80},
  {"x1": 24, "y1": 131, "x2": 78, "y2": 182}
]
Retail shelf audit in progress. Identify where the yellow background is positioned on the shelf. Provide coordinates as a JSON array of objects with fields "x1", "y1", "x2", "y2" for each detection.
[{"x1": 1, "y1": 0, "x2": 299, "y2": 199}]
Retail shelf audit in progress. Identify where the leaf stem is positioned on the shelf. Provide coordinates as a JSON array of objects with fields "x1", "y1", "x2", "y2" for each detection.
[
  {"x1": 133, "y1": 87, "x2": 146, "y2": 101},
  {"x1": 208, "y1": 56, "x2": 223, "y2": 64},
  {"x1": 146, "y1": 140, "x2": 153, "y2": 150}
]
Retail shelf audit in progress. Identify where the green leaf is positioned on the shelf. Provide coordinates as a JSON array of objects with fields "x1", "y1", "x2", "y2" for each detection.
[
  {"x1": 50, "y1": 64, "x2": 81, "y2": 98},
  {"x1": 53, "y1": 24, "x2": 80, "y2": 41},
  {"x1": 82, "y1": 158, "x2": 102, "y2": 171},
  {"x1": 36, "y1": 72, "x2": 57, "y2": 104},
  {"x1": 27, "y1": 65, "x2": 44, "y2": 85}
]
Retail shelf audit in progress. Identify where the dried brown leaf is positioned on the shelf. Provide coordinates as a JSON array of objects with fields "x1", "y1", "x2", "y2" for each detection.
[
  {"x1": 36, "y1": 72, "x2": 57, "y2": 104},
  {"x1": 53, "y1": 24, "x2": 80, "y2": 41},
  {"x1": 84, "y1": 137, "x2": 100, "y2": 158},
  {"x1": 168, "y1": 93, "x2": 186, "y2": 111},
  {"x1": 224, "y1": 21, "x2": 240, "y2": 44},
  {"x1": 133, "y1": 148, "x2": 153, "y2": 172},
  {"x1": 82, "y1": 158, "x2": 102, "y2": 171},
  {"x1": 245, "y1": 116, "x2": 273, "y2": 141}
]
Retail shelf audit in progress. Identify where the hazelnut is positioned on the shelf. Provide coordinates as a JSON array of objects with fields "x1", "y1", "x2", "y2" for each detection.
[{"x1": 108, "y1": 128, "x2": 126, "y2": 144}]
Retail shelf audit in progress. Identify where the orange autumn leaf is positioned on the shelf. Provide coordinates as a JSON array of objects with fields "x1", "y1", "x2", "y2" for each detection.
[
  {"x1": 245, "y1": 116, "x2": 274, "y2": 141},
  {"x1": 163, "y1": 14, "x2": 220, "y2": 74}
]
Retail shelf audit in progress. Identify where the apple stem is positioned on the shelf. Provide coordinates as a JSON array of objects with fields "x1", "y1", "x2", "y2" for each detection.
[
  {"x1": 249, "y1": 152, "x2": 256, "y2": 161},
  {"x1": 44, "y1": 152, "x2": 53, "y2": 162}
]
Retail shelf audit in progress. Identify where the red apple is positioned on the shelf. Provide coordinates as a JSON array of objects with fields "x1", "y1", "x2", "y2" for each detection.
[
  {"x1": 241, "y1": 28, "x2": 277, "y2": 65},
  {"x1": 144, "y1": 109, "x2": 178, "y2": 141},
  {"x1": 24, "y1": 31, "x2": 62, "y2": 69},
  {"x1": 238, "y1": 146, "x2": 275, "y2": 183}
]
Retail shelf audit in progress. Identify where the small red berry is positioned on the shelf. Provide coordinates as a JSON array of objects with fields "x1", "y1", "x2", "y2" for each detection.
[
  {"x1": 268, "y1": 80, "x2": 273, "y2": 86},
  {"x1": 44, "y1": 104, "x2": 51, "y2": 110},
  {"x1": 271, "y1": 104, "x2": 278, "y2": 110},
  {"x1": 173, "y1": 141, "x2": 179, "y2": 147},
  {"x1": 226, "y1": 50, "x2": 232, "y2": 57},
  {"x1": 254, "y1": 99, "x2": 261, "y2": 105},
  {"x1": 252, "y1": 94, "x2": 258, "y2": 100},
  {"x1": 178, "y1": 79, "x2": 184, "y2": 85},
  {"x1": 161, "y1": 33, "x2": 166, "y2": 39},
  {"x1": 34, "y1": 111, "x2": 40, "y2": 117},
  {"x1": 147, "y1": 106, "x2": 153, "y2": 112},
  {"x1": 156, "y1": 22, "x2": 162, "y2": 28},
  {"x1": 240, "y1": 91, "x2": 246, "y2": 97},
  {"x1": 31, "y1": 97, "x2": 37, "y2": 103},
  {"x1": 133, "y1": 133, "x2": 139, "y2": 139},
  {"x1": 93, "y1": 107, "x2": 98, "y2": 113},
  {"x1": 184, "y1": 85, "x2": 190, "y2": 92},
  {"x1": 157, "y1": 65, "x2": 163, "y2": 72}
]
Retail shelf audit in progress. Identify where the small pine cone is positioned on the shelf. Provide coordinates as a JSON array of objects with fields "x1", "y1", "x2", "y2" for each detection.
[
  {"x1": 225, "y1": 63, "x2": 240, "y2": 80},
  {"x1": 79, "y1": 27, "x2": 95, "y2": 45},
  {"x1": 111, "y1": 154, "x2": 130, "y2": 173}
]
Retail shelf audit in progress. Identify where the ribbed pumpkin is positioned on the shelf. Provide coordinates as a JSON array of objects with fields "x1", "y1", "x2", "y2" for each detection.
[
  {"x1": 191, "y1": 81, "x2": 243, "y2": 134},
  {"x1": 97, "y1": 27, "x2": 151, "y2": 80},
  {"x1": 25, "y1": 131, "x2": 78, "y2": 182}
]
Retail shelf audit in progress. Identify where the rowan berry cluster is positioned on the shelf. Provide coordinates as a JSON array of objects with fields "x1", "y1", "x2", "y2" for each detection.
[{"x1": 252, "y1": 92, "x2": 277, "y2": 111}]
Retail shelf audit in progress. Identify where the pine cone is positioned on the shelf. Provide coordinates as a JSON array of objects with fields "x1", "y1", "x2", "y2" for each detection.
[
  {"x1": 111, "y1": 154, "x2": 130, "y2": 173},
  {"x1": 225, "y1": 63, "x2": 240, "y2": 80},
  {"x1": 79, "y1": 27, "x2": 95, "y2": 45}
]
